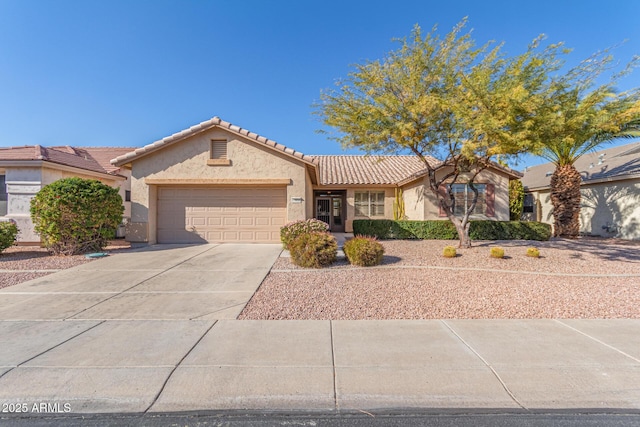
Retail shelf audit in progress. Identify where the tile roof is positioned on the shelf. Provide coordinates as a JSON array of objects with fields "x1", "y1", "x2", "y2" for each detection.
[
  {"x1": 313, "y1": 155, "x2": 434, "y2": 185},
  {"x1": 110, "y1": 116, "x2": 318, "y2": 167},
  {"x1": 0, "y1": 145, "x2": 134, "y2": 177},
  {"x1": 522, "y1": 141, "x2": 640, "y2": 190}
]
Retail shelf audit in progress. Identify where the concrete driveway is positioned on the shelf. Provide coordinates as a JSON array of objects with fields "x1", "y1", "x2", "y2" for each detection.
[{"x1": 0, "y1": 243, "x2": 281, "y2": 321}]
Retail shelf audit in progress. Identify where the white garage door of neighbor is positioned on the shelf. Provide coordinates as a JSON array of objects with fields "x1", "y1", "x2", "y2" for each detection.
[{"x1": 157, "y1": 186, "x2": 287, "y2": 243}]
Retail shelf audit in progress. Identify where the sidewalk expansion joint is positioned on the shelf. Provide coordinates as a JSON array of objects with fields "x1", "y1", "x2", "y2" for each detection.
[
  {"x1": 330, "y1": 320, "x2": 338, "y2": 412},
  {"x1": 144, "y1": 319, "x2": 218, "y2": 413},
  {"x1": 554, "y1": 320, "x2": 640, "y2": 364},
  {"x1": 0, "y1": 320, "x2": 106, "y2": 381},
  {"x1": 441, "y1": 320, "x2": 528, "y2": 411}
]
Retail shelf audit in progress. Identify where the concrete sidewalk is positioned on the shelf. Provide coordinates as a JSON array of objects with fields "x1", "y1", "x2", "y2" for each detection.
[
  {"x1": 0, "y1": 245, "x2": 639, "y2": 415},
  {"x1": 0, "y1": 319, "x2": 639, "y2": 414}
]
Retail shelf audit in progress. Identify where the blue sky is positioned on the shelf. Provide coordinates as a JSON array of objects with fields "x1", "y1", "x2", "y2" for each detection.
[{"x1": 1, "y1": 0, "x2": 639, "y2": 168}]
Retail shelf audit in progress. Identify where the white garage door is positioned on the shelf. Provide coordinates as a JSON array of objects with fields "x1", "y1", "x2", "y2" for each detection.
[{"x1": 157, "y1": 186, "x2": 287, "y2": 243}]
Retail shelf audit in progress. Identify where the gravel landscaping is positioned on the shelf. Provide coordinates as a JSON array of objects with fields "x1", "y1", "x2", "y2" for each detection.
[
  {"x1": 0, "y1": 242, "x2": 131, "y2": 290},
  {"x1": 239, "y1": 238, "x2": 640, "y2": 320}
]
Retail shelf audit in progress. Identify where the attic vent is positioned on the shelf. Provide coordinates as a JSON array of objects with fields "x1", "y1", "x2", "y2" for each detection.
[{"x1": 210, "y1": 140, "x2": 227, "y2": 160}]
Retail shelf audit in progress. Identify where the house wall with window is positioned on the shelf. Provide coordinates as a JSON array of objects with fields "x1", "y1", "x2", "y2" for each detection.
[
  {"x1": 0, "y1": 165, "x2": 128, "y2": 243},
  {"x1": 344, "y1": 187, "x2": 394, "y2": 232}
]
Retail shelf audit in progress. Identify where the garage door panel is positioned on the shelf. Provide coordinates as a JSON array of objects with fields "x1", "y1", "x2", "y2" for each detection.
[{"x1": 157, "y1": 187, "x2": 287, "y2": 243}]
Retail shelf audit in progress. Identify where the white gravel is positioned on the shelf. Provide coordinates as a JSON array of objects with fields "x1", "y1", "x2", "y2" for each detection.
[{"x1": 239, "y1": 238, "x2": 640, "y2": 320}]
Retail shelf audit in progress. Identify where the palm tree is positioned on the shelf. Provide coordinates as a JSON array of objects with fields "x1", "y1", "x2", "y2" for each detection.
[
  {"x1": 532, "y1": 46, "x2": 640, "y2": 238},
  {"x1": 539, "y1": 118, "x2": 640, "y2": 238}
]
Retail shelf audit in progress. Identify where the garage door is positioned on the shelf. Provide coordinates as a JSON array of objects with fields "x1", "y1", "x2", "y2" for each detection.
[{"x1": 157, "y1": 187, "x2": 287, "y2": 243}]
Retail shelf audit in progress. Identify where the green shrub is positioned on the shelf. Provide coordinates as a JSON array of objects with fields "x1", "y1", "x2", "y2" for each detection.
[
  {"x1": 490, "y1": 247, "x2": 505, "y2": 258},
  {"x1": 30, "y1": 177, "x2": 123, "y2": 255},
  {"x1": 280, "y1": 219, "x2": 329, "y2": 249},
  {"x1": 353, "y1": 220, "x2": 551, "y2": 241},
  {"x1": 352, "y1": 220, "x2": 457, "y2": 240},
  {"x1": 526, "y1": 247, "x2": 540, "y2": 258},
  {"x1": 343, "y1": 235, "x2": 385, "y2": 266},
  {"x1": 288, "y1": 232, "x2": 337, "y2": 268},
  {"x1": 442, "y1": 245, "x2": 457, "y2": 258},
  {"x1": 0, "y1": 221, "x2": 19, "y2": 254}
]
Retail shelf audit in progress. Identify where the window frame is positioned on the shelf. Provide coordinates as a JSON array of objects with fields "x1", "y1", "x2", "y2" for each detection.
[
  {"x1": 450, "y1": 183, "x2": 487, "y2": 216},
  {"x1": 354, "y1": 190, "x2": 386, "y2": 218}
]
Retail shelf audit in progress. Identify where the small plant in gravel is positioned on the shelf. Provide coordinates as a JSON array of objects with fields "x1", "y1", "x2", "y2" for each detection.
[
  {"x1": 280, "y1": 219, "x2": 329, "y2": 250},
  {"x1": 0, "y1": 221, "x2": 19, "y2": 254},
  {"x1": 343, "y1": 235, "x2": 385, "y2": 267},
  {"x1": 288, "y1": 231, "x2": 337, "y2": 268},
  {"x1": 526, "y1": 247, "x2": 540, "y2": 258},
  {"x1": 442, "y1": 245, "x2": 457, "y2": 258},
  {"x1": 490, "y1": 247, "x2": 505, "y2": 259}
]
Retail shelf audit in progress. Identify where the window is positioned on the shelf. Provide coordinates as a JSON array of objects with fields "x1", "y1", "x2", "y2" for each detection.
[
  {"x1": 0, "y1": 175, "x2": 6, "y2": 216},
  {"x1": 125, "y1": 190, "x2": 131, "y2": 202},
  {"x1": 450, "y1": 184, "x2": 486, "y2": 215},
  {"x1": 208, "y1": 140, "x2": 230, "y2": 165},
  {"x1": 354, "y1": 191, "x2": 385, "y2": 217},
  {"x1": 523, "y1": 193, "x2": 535, "y2": 213}
]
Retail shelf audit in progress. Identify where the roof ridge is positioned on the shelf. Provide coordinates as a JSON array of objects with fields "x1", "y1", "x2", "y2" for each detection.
[{"x1": 111, "y1": 116, "x2": 318, "y2": 166}]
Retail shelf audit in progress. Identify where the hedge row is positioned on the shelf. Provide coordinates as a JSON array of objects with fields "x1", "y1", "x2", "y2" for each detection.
[{"x1": 352, "y1": 220, "x2": 551, "y2": 241}]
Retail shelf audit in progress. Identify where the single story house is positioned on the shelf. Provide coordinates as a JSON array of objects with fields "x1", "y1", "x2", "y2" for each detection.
[
  {"x1": 110, "y1": 116, "x2": 521, "y2": 244},
  {"x1": 521, "y1": 141, "x2": 640, "y2": 240},
  {"x1": 0, "y1": 145, "x2": 133, "y2": 243}
]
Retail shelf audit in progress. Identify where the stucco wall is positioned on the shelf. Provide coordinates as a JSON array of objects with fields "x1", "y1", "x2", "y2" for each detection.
[
  {"x1": 129, "y1": 127, "x2": 310, "y2": 243},
  {"x1": 529, "y1": 179, "x2": 640, "y2": 240},
  {"x1": 400, "y1": 180, "x2": 424, "y2": 220}
]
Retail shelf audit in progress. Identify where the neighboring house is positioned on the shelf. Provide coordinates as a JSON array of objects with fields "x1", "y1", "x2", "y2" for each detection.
[
  {"x1": 521, "y1": 141, "x2": 640, "y2": 240},
  {"x1": 111, "y1": 116, "x2": 521, "y2": 244},
  {"x1": 0, "y1": 146, "x2": 134, "y2": 243}
]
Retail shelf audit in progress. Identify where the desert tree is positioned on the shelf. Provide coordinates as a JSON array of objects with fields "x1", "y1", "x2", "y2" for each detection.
[{"x1": 315, "y1": 19, "x2": 562, "y2": 247}]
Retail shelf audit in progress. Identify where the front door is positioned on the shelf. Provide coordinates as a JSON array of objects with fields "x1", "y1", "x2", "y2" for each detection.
[{"x1": 316, "y1": 196, "x2": 345, "y2": 232}]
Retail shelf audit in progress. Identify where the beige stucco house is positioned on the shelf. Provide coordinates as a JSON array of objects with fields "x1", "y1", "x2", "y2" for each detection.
[
  {"x1": 522, "y1": 141, "x2": 640, "y2": 240},
  {"x1": 111, "y1": 117, "x2": 521, "y2": 244},
  {"x1": 0, "y1": 146, "x2": 133, "y2": 243}
]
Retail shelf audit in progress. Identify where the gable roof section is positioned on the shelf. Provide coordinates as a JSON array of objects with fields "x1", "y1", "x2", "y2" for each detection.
[
  {"x1": 314, "y1": 155, "x2": 432, "y2": 185},
  {"x1": 110, "y1": 116, "x2": 318, "y2": 169},
  {"x1": 0, "y1": 145, "x2": 134, "y2": 177},
  {"x1": 522, "y1": 141, "x2": 640, "y2": 191}
]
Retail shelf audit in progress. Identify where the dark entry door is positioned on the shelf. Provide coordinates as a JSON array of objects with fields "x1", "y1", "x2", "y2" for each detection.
[{"x1": 316, "y1": 196, "x2": 345, "y2": 232}]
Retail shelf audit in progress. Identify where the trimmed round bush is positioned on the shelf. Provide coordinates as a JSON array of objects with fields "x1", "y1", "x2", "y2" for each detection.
[
  {"x1": 0, "y1": 221, "x2": 19, "y2": 254},
  {"x1": 490, "y1": 247, "x2": 505, "y2": 259},
  {"x1": 442, "y1": 245, "x2": 457, "y2": 258},
  {"x1": 343, "y1": 235, "x2": 385, "y2": 267},
  {"x1": 280, "y1": 219, "x2": 329, "y2": 249},
  {"x1": 30, "y1": 177, "x2": 123, "y2": 255},
  {"x1": 526, "y1": 247, "x2": 540, "y2": 258},
  {"x1": 288, "y1": 232, "x2": 337, "y2": 268}
]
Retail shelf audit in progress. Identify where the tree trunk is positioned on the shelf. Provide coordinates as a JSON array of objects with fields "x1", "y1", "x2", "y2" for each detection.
[
  {"x1": 452, "y1": 217, "x2": 472, "y2": 248},
  {"x1": 549, "y1": 164, "x2": 582, "y2": 238}
]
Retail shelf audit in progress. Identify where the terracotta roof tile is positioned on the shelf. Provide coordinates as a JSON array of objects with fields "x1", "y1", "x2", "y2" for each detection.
[
  {"x1": 0, "y1": 145, "x2": 135, "y2": 176},
  {"x1": 313, "y1": 155, "x2": 433, "y2": 185}
]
